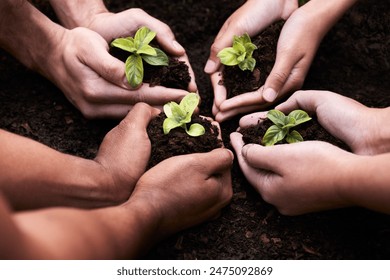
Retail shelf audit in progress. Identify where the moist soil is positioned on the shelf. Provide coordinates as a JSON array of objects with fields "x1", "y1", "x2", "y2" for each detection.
[
  {"x1": 147, "y1": 113, "x2": 222, "y2": 169},
  {"x1": 240, "y1": 117, "x2": 349, "y2": 151},
  {"x1": 1, "y1": 0, "x2": 389, "y2": 259},
  {"x1": 221, "y1": 21, "x2": 283, "y2": 98}
]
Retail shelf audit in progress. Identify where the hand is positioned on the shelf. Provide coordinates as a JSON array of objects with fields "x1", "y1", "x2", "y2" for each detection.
[
  {"x1": 204, "y1": 0, "x2": 298, "y2": 122},
  {"x1": 94, "y1": 103, "x2": 160, "y2": 202},
  {"x1": 85, "y1": 8, "x2": 197, "y2": 93},
  {"x1": 129, "y1": 148, "x2": 233, "y2": 238},
  {"x1": 272, "y1": 90, "x2": 390, "y2": 155},
  {"x1": 41, "y1": 27, "x2": 192, "y2": 119},
  {"x1": 230, "y1": 133, "x2": 354, "y2": 215}
]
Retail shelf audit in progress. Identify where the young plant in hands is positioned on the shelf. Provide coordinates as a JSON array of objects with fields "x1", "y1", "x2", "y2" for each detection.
[
  {"x1": 262, "y1": 109, "x2": 311, "y2": 146},
  {"x1": 217, "y1": 33, "x2": 257, "y2": 72},
  {"x1": 110, "y1": 26, "x2": 169, "y2": 88},
  {"x1": 163, "y1": 93, "x2": 205, "y2": 137}
]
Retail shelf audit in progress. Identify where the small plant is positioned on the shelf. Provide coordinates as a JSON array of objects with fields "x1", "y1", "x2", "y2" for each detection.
[
  {"x1": 262, "y1": 109, "x2": 312, "y2": 146},
  {"x1": 110, "y1": 26, "x2": 169, "y2": 88},
  {"x1": 163, "y1": 93, "x2": 205, "y2": 137},
  {"x1": 217, "y1": 33, "x2": 257, "y2": 72}
]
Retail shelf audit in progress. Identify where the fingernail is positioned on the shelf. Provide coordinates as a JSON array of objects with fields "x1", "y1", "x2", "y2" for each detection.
[
  {"x1": 173, "y1": 40, "x2": 185, "y2": 52},
  {"x1": 263, "y1": 88, "x2": 277, "y2": 102},
  {"x1": 204, "y1": 59, "x2": 216, "y2": 73}
]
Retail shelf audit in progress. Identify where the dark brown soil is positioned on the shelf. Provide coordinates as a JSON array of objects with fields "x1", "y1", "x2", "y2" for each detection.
[
  {"x1": 221, "y1": 21, "x2": 283, "y2": 98},
  {"x1": 110, "y1": 45, "x2": 191, "y2": 90},
  {"x1": 147, "y1": 113, "x2": 222, "y2": 169},
  {"x1": 241, "y1": 117, "x2": 349, "y2": 151},
  {"x1": 1, "y1": 0, "x2": 389, "y2": 260}
]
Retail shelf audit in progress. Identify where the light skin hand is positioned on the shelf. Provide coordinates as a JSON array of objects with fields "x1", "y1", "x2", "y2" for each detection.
[
  {"x1": 49, "y1": 1, "x2": 197, "y2": 102},
  {"x1": 129, "y1": 148, "x2": 234, "y2": 238},
  {"x1": 206, "y1": 0, "x2": 298, "y2": 122},
  {"x1": 274, "y1": 90, "x2": 390, "y2": 155},
  {"x1": 230, "y1": 133, "x2": 355, "y2": 215},
  {"x1": 210, "y1": 0, "x2": 358, "y2": 122}
]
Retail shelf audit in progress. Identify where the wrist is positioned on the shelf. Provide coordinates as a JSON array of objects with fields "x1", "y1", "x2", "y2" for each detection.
[{"x1": 49, "y1": 0, "x2": 108, "y2": 29}]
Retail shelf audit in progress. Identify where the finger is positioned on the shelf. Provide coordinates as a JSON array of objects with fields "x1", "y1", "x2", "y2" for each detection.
[
  {"x1": 195, "y1": 148, "x2": 234, "y2": 175},
  {"x1": 230, "y1": 132, "x2": 267, "y2": 187},
  {"x1": 275, "y1": 90, "x2": 320, "y2": 114},
  {"x1": 84, "y1": 81, "x2": 189, "y2": 106},
  {"x1": 204, "y1": 22, "x2": 233, "y2": 74},
  {"x1": 177, "y1": 53, "x2": 197, "y2": 92},
  {"x1": 120, "y1": 102, "x2": 160, "y2": 130},
  {"x1": 239, "y1": 111, "x2": 268, "y2": 128},
  {"x1": 210, "y1": 70, "x2": 227, "y2": 109},
  {"x1": 215, "y1": 104, "x2": 267, "y2": 123},
  {"x1": 262, "y1": 52, "x2": 301, "y2": 102},
  {"x1": 241, "y1": 143, "x2": 287, "y2": 173},
  {"x1": 219, "y1": 87, "x2": 267, "y2": 111}
]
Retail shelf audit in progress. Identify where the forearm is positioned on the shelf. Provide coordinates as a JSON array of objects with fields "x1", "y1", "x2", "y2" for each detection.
[
  {"x1": 1, "y1": 197, "x2": 158, "y2": 259},
  {"x1": 0, "y1": 130, "x2": 114, "y2": 210},
  {"x1": 49, "y1": 0, "x2": 109, "y2": 28},
  {"x1": 0, "y1": 0, "x2": 65, "y2": 71},
  {"x1": 299, "y1": 0, "x2": 358, "y2": 39},
  {"x1": 342, "y1": 153, "x2": 390, "y2": 214}
]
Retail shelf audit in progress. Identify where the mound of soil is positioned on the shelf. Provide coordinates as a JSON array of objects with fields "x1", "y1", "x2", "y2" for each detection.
[
  {"x1": 147, "y1": 113, "x2": 222, "y2": 169},
  {"x1": 220, "y1": 21, "x2": 283, "y2": 98}
]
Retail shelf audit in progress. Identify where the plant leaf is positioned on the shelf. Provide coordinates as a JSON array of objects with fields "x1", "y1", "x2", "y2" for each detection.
[
  {"x1": 134, "y1": 26, "x2": 156, "y2": 49},
  {"x1": 142, "y1": 48, "x2": 169, "y2": 66},
  {"x1": 244, "y1": 42, "x2": 257, "y2": 57},
  {"x1": 186, "y1": 123, "x2": 205, "y2": 137},
  {"x1": 163, "y1": 118, "x2": 182, "y2": 134},
  {"x1": 288, "y1": 110, "x2": 312, "y2": 125},
  {"x1": 262, "y1": 125, "x2": 287, "y2": 146},
  {"x1": 180, "y1": 93, "x2": 199, "y2": 118},
  {"x1": 110, "y1": 37, "x2": 136, "y2": 53},
  {"x1": 217, "y1": 47, "x2": 240, "y2": 66},
  {"x1": 267, "y1": 110, "x2": 287, "y2": 127},
  {"x1": 137, "y1": 44, "x2": 157, "y2": 56},
  {"x1": 286, "y1": 130, "x2": 304, "y2": 143},
  {"x1": 163, "y1": 103, "x2": 173, "y2": 118},
  {"x1": 125, "y1": 54, "x2": 143, "y2": 88},
  {"x1": 238, "y1": 57, "x2": 256, "y2": 72}
]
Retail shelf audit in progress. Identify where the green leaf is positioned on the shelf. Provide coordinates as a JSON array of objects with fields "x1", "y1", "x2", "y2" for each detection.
[
  {"x1": 163, "y1": 103, "x2": 173, "y2": 118},
  {"x1": 217, "y1": 47, "x2": 240, "y2": 66},
  {"x1": 288, "y1": 110, "x2": 312, "y2": 125},
  {"x1": 137, "y1": 44, "x2": 157, "y2": 56},
  {"x1": 180, "y1": 93, "x2": 199, "y2": 117},
  {"x1": 233, "y1": 40, "x2": 246, "y2": 54},
  {"x1": 163, "y1": 118, "x2": 182, "y2": 135},
  {"x1": 186, "y1": 123, "x2": 205, "y2": 137},
  {"x1": 125, "y1": 54, "x2": 143, "y2": 88},
  {"x1": 237, "y1": 53, "x2": 246, "y2": 63},
  {"x1": 110, "y1": 37, "x2": 136, "y2": 53},
  {"x1": 244, "y1": 42, "x2": 257, "y2": 57},
  {"x1": 134, "y1": 26, "x2": 156, "y2": 49},
  {"x1": 286, "y1": 130, "x2": 304, "y2": 143},
  {"x1": 267, "y1": 110, "x2": 287, "y2": 127},
  {"x1": 238, "y1": 57, "x2": 256, "y2": 72},
  {"x1": 142, "y1": 48, "x2": 169, "y2": 66},
  {"x1": 170, "y1": 102, "x2": 186, "y2": 122},
  {"x1": 262, "y1": 125, "x2": 287, "y2": 146}
]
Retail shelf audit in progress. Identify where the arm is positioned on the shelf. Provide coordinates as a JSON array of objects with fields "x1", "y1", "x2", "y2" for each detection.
[
  {"x1": 1, "y1": 148, "x2": 233, "y2": 259},
  {"x1": 0, "y1": 103, "x2": 159, "y2": 210}
]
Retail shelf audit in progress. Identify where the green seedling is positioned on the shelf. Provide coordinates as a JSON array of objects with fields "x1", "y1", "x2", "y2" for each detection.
[
  {"x1": 217, "y1": 33, "x2": 257, "y2": 72},
  {"x1": 110, "y1": 26, "x2": 169, "y2": 88},
  {"x1": 262, "y1": 109, "x2": 312, "y2": 146},
  {"x1": 163, "y1": 93, "x2": 205, "y2": 137}
]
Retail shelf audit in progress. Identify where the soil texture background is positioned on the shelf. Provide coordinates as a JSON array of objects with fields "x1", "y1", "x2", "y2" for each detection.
[{"x1": 0, "y1": 0, "x2": 389, "y2": 259}]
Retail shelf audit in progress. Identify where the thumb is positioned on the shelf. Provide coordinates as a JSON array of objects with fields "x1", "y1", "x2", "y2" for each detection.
[
  {"x1": 262, "y1": 53, "x2": 295, "y2": 103},
  {"x1": 196, "y1": 148, "x2": 234, "y2": 175},
  {"x1": 241, "y1": 144, "x2": 284, "y2": 173}
]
